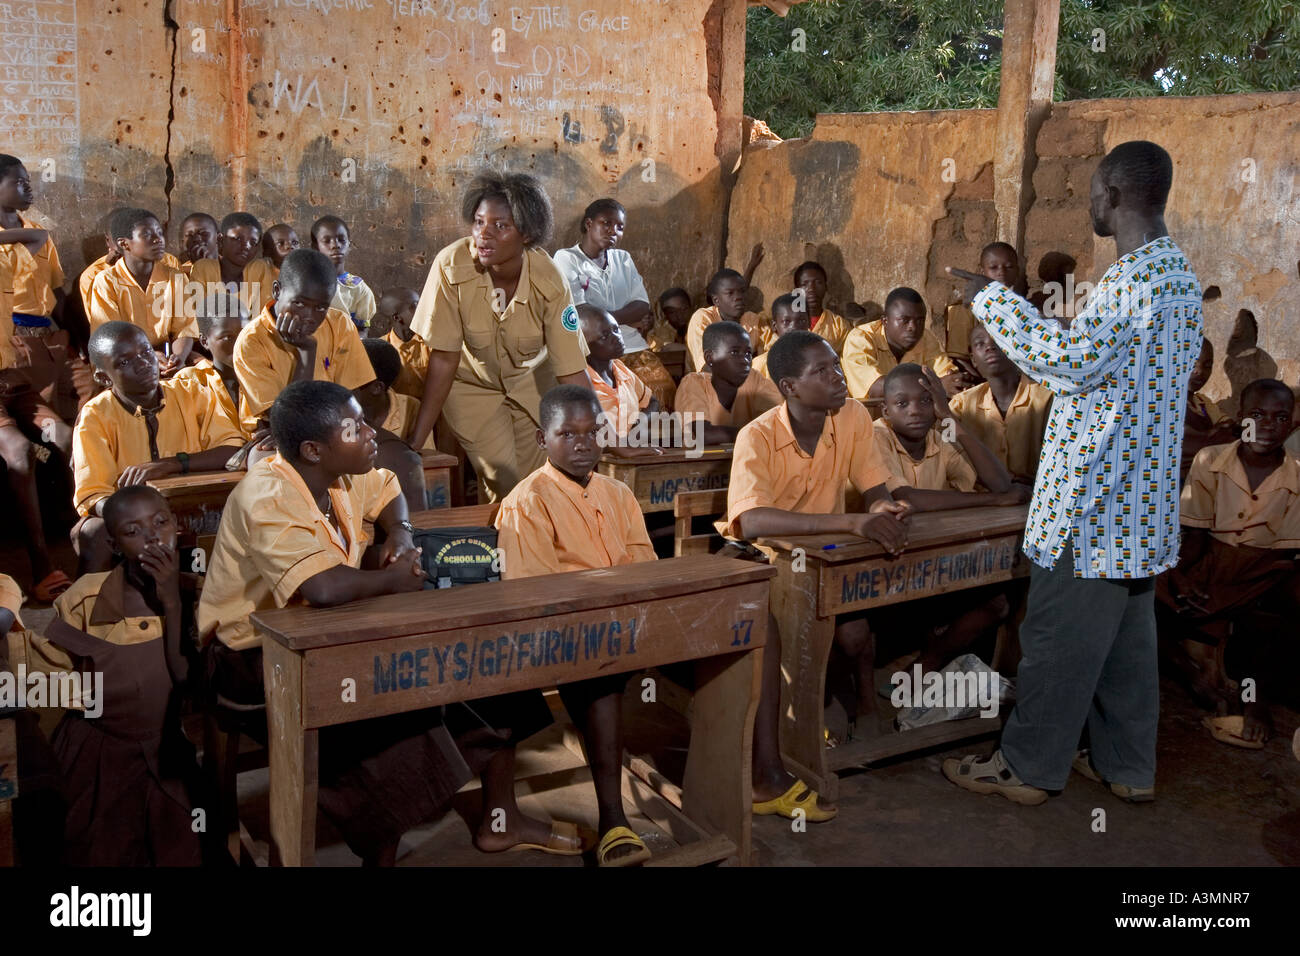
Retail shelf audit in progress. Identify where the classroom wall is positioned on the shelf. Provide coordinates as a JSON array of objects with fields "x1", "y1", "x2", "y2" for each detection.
[
  {"x1": 728, "y1": 92, "x2": 1300, "y2": 410},
  {"x1": 1, "y1": 0, "x2": 741, "y2": 303}
]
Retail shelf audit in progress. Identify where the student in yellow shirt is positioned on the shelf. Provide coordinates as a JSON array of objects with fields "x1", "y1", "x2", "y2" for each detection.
[
  {"x1": 78, "y1": 208, "x2": 126, "y2": 313},
  {"x1": 873, "y1": 363, "x2": 1028, "y2": 674},
  {"x1": 675, "y1": 321, "x2": 781, "y2": 446},
  {"x1": 723, "y1": 331, "x2": 912, "y2": 818},
  {"x1": 232, "y1": 248, "x2": 375, "y2": 435},
  {"x1": 261, "y1": 222, "x2": 300, "y2": 271},
  {"x1": 352, "y1": 337, "x2": 428, "y2": 512},
  {"x1": 311, "y1": 215, "x2": 377, "y2": 330},
  {"x1": 1159, "y1": 378, "x2": 1300, "y2": 746},
  {"x1": 949, "y1": 324, "x2": 1053, "y2": 483},
  {"x1": 579, "y1": 304, "x2": 659, "y2": 448},
  {"x1": 495, "y1": 384, "x2": 656, "y2": 866},
  {"x1": 178, "y1": 212, "x2": 219, "y2": 270},
  {"x1": 0, "y1": 154, "x2": 64, "y2": 330},
  {"x1": 188, "y1": 212, "x2": 276, "y2": 313},
  {"x1": 794, "y1": 260, "x2": 851, "y2": 354},
  {"x1": 72, "y1": 321, "x2": 244, "y2": 572},
  {"x1": 685, "y1": 268, "x2": 769, "y2": 372},
  {"x1": 374, "y1": 287, "x2": 429, "y2": 396},
  {"x1": 407, "y1": 172, "x2": 591, "y2": 502},
  {"x1": 841, "y1": 287, "x2": 967, "y2": 407},
  {"x1": 649, "y1": 286, "x2": 692, "y2": 350},
  {"x1": 174, "y1": 291, "x2": 250, "y2": 440},
  {"x1": 752, "y1": 292, "x2": 810, "y2": 380},
  {"x1": 88, "y1": 207, "x2": 197, "y2": 375},
  {"x1": 198, "y1": 380, "x2": 569, "y2": 864}
]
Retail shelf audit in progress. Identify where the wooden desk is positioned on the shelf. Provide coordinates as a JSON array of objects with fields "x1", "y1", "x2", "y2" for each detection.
[
  {"x1": 419, "y1": 450, "x2": 457, "y2": 511},
  {"x1": 597, "y1": 446, "x2": 733, "y2": 514},
  {"x1": 252, "y1": 555, "x2": 774, "y2": 867},
  {"x1": 149, "y1": 470, "x2": 245, "y2": 540},
  {"x1": 759, "y1": 504, "x2": 1030, "y2": 800},
  {"x1": 658, "y1": 345, "x2": 686, "y2": 382}
]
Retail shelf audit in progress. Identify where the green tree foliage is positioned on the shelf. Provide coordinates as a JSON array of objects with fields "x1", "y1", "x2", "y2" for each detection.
[{"x1": 746, "y1": 1, "x2": 1300, "y2": 139}]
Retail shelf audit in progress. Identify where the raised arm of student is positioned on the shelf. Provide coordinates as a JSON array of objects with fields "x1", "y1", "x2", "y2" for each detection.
[
  {"x1": 949, "y1": 267, "x2": 1133, "y2": 396},
  {"x1": 921, "y1": 366, "x2": 1013, "y2": 492}
]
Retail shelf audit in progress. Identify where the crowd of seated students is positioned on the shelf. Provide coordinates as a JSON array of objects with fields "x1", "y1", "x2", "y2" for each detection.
[{"x1": 2, "y1": 148, "x2": 1297, "y2": 868}]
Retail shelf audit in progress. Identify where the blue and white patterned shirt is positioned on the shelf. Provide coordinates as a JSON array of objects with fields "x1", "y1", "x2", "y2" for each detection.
[{"x1": 971, "y1": 236, "x2": 1203, "y2": 578}]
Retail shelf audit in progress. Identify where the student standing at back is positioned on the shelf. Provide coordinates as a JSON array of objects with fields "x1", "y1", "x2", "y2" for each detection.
[
  {"x1": 407, "y1": 172, "x2": 591, "y2": 502},
  {"x1": 794, "y1": 260, "x2": 851, "y2": 354},
  {"x1": 312, "y1": 215, "x2": 377, "y2": 331}
]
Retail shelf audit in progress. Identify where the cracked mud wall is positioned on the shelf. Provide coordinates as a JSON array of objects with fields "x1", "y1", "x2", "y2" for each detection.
[
  {"x1": 730, "y1": 94, "x2": 1300, "y2": 410},
  {"x1": 3, "y1": 0, "x2": 735, "y2": 299}
]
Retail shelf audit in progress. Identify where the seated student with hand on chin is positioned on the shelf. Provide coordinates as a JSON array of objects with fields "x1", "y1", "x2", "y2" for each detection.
[
  {"x1": 197, "y1": 380, "x2": 578, "y2": 866},
  {"x1": 72, "y1": 321, "x2": 245, "y2": 574},
  {"x1": 842, "y1": 286, "x2": 966, "y2": 409},
  {"x1": 872, "y1": 362, "x2": 1028, "y2": 675},
  {"x1": 675, "y1": 320, "x2": 781, "y2": 446},
  {"x1": 752, "y1": 292, "x2": 810, "y2": 380},
  {"x1": 188, "y1": 212, "x2": 277, "y2": 315},
  {"x1": 233, "y1": 247, "x2": 375, "y2": 438},
  {"x1": 723, "y1": 331, "x2": 911, "y2": 811},
  {"x1": 494, "y1": 384, "x2": 657, "y2": 867}
]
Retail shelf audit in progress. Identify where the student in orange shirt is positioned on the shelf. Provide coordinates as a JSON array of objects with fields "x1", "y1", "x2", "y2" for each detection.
[
  {"x1": 685, "y1": 268, "x2": 769, "y2": 372},
  {"x1": 793, "y1": 261, "x2": 850, "y2": 354},
  {"x1": 88, "y1": 207, "x2": 197, "y2": 375},
  {"x1": 723, "y1": 330, "x2": 912, "y2": 816},
  {"x1": 579, "y1": 304, "x2": 660, "y2": 450},
  {"x1": 675, "y1": 321, "x2": 781, "y2": 446},
  {"x1": 188, "y1": 212, "x2": 276, "y2": 314},
  {"x1": 374, "y1": 287, "x2": 429, "y2": 396},
  {"x1": 262, "y1": 223, "x2": 300, "y2": 271},
  {"x1": 352, "y1": 337, "x2": 428, "y2": 512},
  {"x1": 752, "y1": 293, "x2": 810, "y2": 380},
  {"x1": 178, "y1": 213, "x2": 219, "y2": 269},
  {"x1": 495, "y1": 385, "x2": 657, "y2": 865},
  {"x1": 842, "y1": 287, "x2": 968, "y2": 405},
  {"x1": 312, "y1": 215, "x2": 377, "y2": 330},
  {"x1": 174, "y1": 291, "x2": 250, "y2": 440}
]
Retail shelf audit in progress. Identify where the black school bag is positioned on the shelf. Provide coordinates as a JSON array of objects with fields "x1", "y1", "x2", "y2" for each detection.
[{"x1": 412, "y1": 526, "x2": 500, "y2": 589}]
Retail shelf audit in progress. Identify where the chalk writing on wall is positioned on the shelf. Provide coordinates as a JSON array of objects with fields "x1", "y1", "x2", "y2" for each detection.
[{"x1": 0, "y1": 0, "x2": 79, "y2": 152}]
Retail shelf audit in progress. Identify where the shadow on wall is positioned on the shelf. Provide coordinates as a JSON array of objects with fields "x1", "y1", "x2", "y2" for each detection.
[{"x1": 1223, "y1": 309, "x2": 1279, "y2": 419}]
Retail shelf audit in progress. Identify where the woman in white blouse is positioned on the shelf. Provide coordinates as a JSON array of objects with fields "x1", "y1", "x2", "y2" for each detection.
[{"x1": 553, "y1": 198, "x2": 676, "y2": 407}]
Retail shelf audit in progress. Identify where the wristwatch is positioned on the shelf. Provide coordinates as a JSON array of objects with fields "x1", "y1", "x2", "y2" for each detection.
[
  {"x1": 176, "y1": 451, "x2": 191, "y2": 475},
  {"x1": 397, "y1": 520, "x2": 416, "y2": 536}
]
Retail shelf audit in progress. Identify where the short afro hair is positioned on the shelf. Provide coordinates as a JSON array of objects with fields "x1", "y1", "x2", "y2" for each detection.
[
  {"x1": 771, "y1": 292, "x2": 803, "y2": 316},
  {"x1": 182, "y1": 211, "x2": 218, "y2": 230},
  {"x1": 461, "y1": 171, "x2": 553, "y2": 246},
  {"x1": 110, "y1": 207, "x2": 159, "y2": 243},
  {"x1": 580, "y1": 198, "x2": 625, "y2": 232},
  {"x1": 195, "y1": 291, "x2": 248, "y2": 338},
  {"x1": 1239, "y1": 378, "x2": 1296, "y2": 413},
  {"x1": 882, "y1": 362, "x2": 926, "y2": 396},
  {"x1": 1096, "y1": 141, "x2": 1173, "y2": 214},
  {"x1": 310, "y1": 214, "x2": 349, "y2": 243},
  {"x1": 276, "y1": 248, "x2": 337, "y2": 298},
  {"x1": 765, "y1": 330, "x2": 828, "y2": 386},
  {"x1": 979, "y1": 242, "x2": 1018, "y2": 262},
  {"x1": 659, "y1": 287, "x2": 690, "y2": 307},
  {"x1": 219, "y1": 211, "x2": 263, "y2": 236},
  {"x1": 270, "y1": 380, "x2": 355, "y2": 462},
  {"x1": 793, "y1": 261, "x2": 826, "y2": 285},
  {"x1": 361, "y1": 338, "x2": 402, "y2": 388},
  {"x1": 0, "y1": 154, "x2": 24, "y2": 181},
  {"x1": 88, "y1": 320, "x2": 151, "y2": 371},
  {"x1": 706, "y1": 268, "x2": 744, "y2": 299},
  {"x1": 538, "y1": 384, "x2": 602, "y2": 431},
  {"x1": 885, "y1": 287, "x2": 925, "y2": 311},
  {"x1": 702, "y1": 320, "x2": 749, "y2": 355},
  {"x1": 102, "y1": 485, "x2": 170, "y2": 537}
]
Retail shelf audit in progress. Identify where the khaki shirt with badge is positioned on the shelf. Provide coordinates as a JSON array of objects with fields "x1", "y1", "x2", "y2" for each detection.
[{"x1": 410, "y1": 237, "x2": 588, "y2": 419}]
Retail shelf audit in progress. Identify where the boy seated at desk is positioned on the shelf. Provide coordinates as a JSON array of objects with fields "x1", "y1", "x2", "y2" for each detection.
[
  {"x1": 872, "y1": 362, "x2": 1029, "y2": 676},
  {"x1": 494, "y1": 384, "x2": 657, "y2": 867},
  {"x1": 685, "y1": 267, "x2": 769, "y2": 372},
  {"x1": 949, "y1": 325, "x2": 1053, "y2": 484},
  {"x1": 579, "y1": 303, "x2": 663, "y2": 453},
  {"x1": 261, "y1": 222, "x2": 301, "y2": 271},
  {"x1": 42, "y1": 486, "x2": 202, "y2": 866},
  {"x1": 87, "y1": 207, "x2": 197, "y2": 375},
  {"x1": 752, "y1": 292, "x2": 810, "y2": 380},
  {"x1": 649, "y1": 286, "x2": 691, "y2": 350},
  {"x1": 1157, "y1": 378, "x2": 1300, "y2": 745},
  {"x1": 232, "y1": 248, "x2": 376, "y2": 438},
  {"x1": 175, "y1": 291, "x2": 250, "y2": 441},
  {"x1": 353, "y1": 337, "x2": 429, "y2": 512},
  {"x1": 72, "y1": 321, "x2": 245, "y2": 574},
  {"x1": 675, "y1": 321, "x2": 781, "y2": 446},
  {"x1": 178, "y1": 212, "x2": 219, "y2": 271},
  {"x1": 374, "y1": 287, "x2": 429, "y2": 397},
  {"x1": 841, "y1": 287, "x2": 968, "y2": 410},
  {"x1": 197, "y1": 380, "x2": 576, "y2": 865},
  {"x1": 722, "y1": 331, "x2": 912, "y2": 813}
]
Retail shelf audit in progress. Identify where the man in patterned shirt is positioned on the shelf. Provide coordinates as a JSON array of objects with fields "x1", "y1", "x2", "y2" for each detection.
[{"x1": 942, "y1": 141, "x2": 1203, "y2": 806}]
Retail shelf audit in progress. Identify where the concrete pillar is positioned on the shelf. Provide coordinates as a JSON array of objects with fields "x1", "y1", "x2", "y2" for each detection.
[{"x1": 993, "y1": 0, "x2": 1060, "y2": 252}]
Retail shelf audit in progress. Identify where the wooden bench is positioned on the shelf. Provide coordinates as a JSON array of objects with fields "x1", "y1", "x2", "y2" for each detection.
[
  {"x1": 674, "y1": 488, "x2": 729, "y2": 556},
  {"x1": 758, "y1": 504, "x2": 1030, "y2": 800},
  {"x1": 252, "y1": 555, "x2": 774, "y2": 866},
  {"x1": 598, "y1": 445, "x2": 733, "y2": 514}
]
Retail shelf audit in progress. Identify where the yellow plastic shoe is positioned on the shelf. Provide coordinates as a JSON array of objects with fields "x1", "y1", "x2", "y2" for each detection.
[
  {"x1": 596, "y1": 826, "x2": 651, "y2": 867},
  {"x1": 752, "y1": 779, "x2": 837, "y2": 822}
]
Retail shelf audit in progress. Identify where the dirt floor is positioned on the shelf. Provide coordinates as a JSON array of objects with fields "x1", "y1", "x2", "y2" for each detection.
[{"x1": 5, "y1": 528, "x2": 1298, "y2": 868}]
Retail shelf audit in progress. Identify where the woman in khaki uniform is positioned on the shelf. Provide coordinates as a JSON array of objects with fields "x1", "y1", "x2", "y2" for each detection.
[{"x1": 409, "y1": 173, "x2": 589, "y2": 501}]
